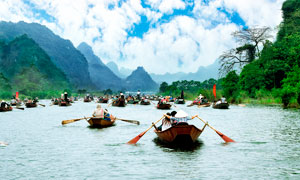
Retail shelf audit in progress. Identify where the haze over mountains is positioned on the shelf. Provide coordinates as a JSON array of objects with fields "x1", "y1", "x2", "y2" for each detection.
[
  {"x1": 0, "y1": 21, "x2": 218, "y2": 92},
  {"x1": 107, "y1": 61, "x2": 219, "y2": 84}
]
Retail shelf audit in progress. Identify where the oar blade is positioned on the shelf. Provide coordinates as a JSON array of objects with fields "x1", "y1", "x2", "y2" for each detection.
[
  {"x1": 62, "y1": 120, "x2": 74, "y2": 125},
  {"x1": 127, "y1": 131, "x2": 146, "y2": 144},
  {"x1": 215, "y1": 130, "x2": 235, "y2": 143}
]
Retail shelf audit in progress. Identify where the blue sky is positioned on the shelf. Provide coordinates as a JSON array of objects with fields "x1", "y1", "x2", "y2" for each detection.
[{"x1": 0, "y1": 0, "x2": 284, "y2": 74}]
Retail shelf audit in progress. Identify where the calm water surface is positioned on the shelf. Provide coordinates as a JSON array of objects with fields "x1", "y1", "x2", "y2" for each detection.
[{"x1": 0, "y1": 100, "x2": 300, "y2": 179}]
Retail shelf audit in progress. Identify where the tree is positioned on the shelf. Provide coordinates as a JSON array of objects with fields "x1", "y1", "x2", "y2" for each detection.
[
  {"x1": 159, "y1": 82, "x2": 168, "y2": 92},
  {"x1": 221, "y1": 71, "x2": 240, "y2": 98},
  {"x1": 219, "y1": 27, "x2": 272, "y2": 75}
]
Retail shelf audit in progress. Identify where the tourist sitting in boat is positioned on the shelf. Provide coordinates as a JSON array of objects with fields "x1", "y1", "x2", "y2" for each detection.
[
  {"x1": 93, "y1": 104, "x2": 108, "y2": 119},
  {"x1": 33, "y1": 97, "x2": 39, "y2": 103},
  {"x1": 164, "y1": 110, "x2": 197, "y2": 125},
  {"x1": 221, "y1": 96, "x2": 227, "y2": 103},
  {"x1": 1, "y1": 100, "x2": 10, "y2": 108}
]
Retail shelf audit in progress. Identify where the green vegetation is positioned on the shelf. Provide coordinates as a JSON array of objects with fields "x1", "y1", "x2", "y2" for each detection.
[
  {"x1": 0, "y1": 34, "x2": 71, "y2": 99},
  {"x1": 218, "y1": 0, "x2": 300, "y2": 108},
  {"x1": 158, "y1": 79, "x2": 222, "y2": 101}
]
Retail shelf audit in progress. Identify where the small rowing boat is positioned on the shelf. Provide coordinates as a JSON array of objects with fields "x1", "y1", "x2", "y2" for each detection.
[
  {"x1": 87, "y1": 116, "x2": 116, "y2": 128},
  {"x1": 59, "y1": 100, "x2": 72, "y2": 106},
  {"x1": 112, "y1": 99, "x2": 126, "y2": 107},
  {"x1": 212, "y1": 102, "x2": 229, "y2": 109},
  {"x1": 175, "y1": 98, "x2": 185, "y2": 104},
  {"x1": 0, "y1": 106, "x2": 13, "y2": 112},
  {"x1": 157, "y1": 103, "x2": 171, "y2": 109},
  {"x1": 25, "y1": 102, "x2": 37, "y2": 108},
  {"x1": 154, "y1": 123, "x2": 207, "y2": 144}
]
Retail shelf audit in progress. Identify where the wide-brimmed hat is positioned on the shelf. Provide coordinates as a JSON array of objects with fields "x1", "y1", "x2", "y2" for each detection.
[{"x1": 175, "y1": 110, "x2": 188, "y2": 118}]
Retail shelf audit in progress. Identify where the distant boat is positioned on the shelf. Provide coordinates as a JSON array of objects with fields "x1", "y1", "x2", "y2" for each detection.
[
  {"x1": 140, "y1": 100, "x2": 150, "y2": 105},
  {"x1": 112, "y1": 99, "x2": 126, "y2": 107},
  {"x1": 175, "y1": 98, "x2": 185, "y2": 104},
  {"x1": 0, "y1": 106, "x2": 13, "y2": 112},
  {"x1": 157, "y1": 103, "x2": 171, "y2": 109},
  {"x1": 213, "y1": 102, "x2": 229, "y2": 109},
  {"x1": 154, "y1": 124, "x2": 207, "y2": 144},
  {"x1": 59, "y1": 100, "x2": 72, "y2": 106},
  {"x1": 25, "y1": 102, "x2": 37, "y2": 108},
  {"x1": 98, "y1": 98, "x2": 108, "y2": 103}
]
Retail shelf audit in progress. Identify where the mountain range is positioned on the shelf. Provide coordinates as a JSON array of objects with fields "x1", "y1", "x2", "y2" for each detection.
[
  {"x1": 106, "y1": 60, "x2": 220, "y2": 84},
  {"x1": 0, "y1": 21, "x2": 158, "y2": 91},
  {"x1": 0, "y1": 21, "x2": 218, "y2": 93},
  {"x1": 0, "y1": 21, "x2": 93, "y2": 89}
]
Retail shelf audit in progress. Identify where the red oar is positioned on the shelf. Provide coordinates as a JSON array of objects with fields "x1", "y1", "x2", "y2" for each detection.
[
  {"x1": 196, "y1": 116, "x2": 235, "y2": 143},
  {"x1": 127, "y1": 116, "x2": 164, "y2": 144}
]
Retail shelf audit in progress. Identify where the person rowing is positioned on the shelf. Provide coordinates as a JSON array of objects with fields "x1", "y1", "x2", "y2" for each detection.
[
  {"x1": 92, "y1": 105, "x2": 115, "y2": 122},
  {"x1": 164, "y1": 110, "x2": 197, "y2": 125}
]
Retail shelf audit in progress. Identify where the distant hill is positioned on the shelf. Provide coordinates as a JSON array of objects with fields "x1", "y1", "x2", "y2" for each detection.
[
  {"x1": 125, "y1": 66, "x2": 158, "y2": 91},
  {"x1": 0, "y1": 35, "x2": 70, "y2": 93},
  {"x1": 150, "y1": 61, "x2": 219, "y2": 84},
  {"x1": 106, "y1": 61, "x2": 124, "y2": 78},
  {"x1": 77, "y1": 43, "x2": 123, "y2": 90},
  {"x1": 0, "y1": 21, "x2": 94, "y2": 89}
]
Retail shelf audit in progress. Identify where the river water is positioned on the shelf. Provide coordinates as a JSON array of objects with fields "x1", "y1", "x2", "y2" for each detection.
[{"x1": 0, "y1": 100, "x2": 299, "y2": 179}]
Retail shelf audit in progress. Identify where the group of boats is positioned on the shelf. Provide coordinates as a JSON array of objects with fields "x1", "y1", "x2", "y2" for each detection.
[{"x1": 2, "y1": 92, "x2": 233, "y2": 147}]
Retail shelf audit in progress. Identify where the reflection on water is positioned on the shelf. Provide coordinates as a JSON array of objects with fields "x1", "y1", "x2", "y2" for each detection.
[
  {"x1": 153, "y1": 137, "x2": 204, "y2": 152},
  {"x1": 0, "y1": 100, "x2": 299, "y2": 179}
]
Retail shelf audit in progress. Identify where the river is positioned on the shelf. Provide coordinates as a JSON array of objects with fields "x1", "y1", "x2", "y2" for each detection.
[{"x1": 0, "y1": 100, "x2": 299, "y2": 179}]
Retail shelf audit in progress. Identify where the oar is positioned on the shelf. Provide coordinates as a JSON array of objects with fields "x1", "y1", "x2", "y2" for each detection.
[
  {"x1": 197, "y1": 104, "x2": 207, "y2": 108},
  {"x1": 115, "y1": 118, "x2": 140, "y2": 125},
  {"x1": 187, "y1": 103, "x2": 194, "y2": 107},
  {"x1": 107, "y1": 101, "x2": 114, "y2": 107},
  {"x1": 127, "y1": 116, "x2": 164, "y2": 144},
  {"x1": 39, "y1": 103, "x2": 46, "y2": 107},
  {"x1": 196, "y1": 116, "x2": 235, "y2": 143},
  {"x1": 15, "y1": 106, "x2": 24, "y2": 110},
  {"x1": 62, "y1": 116, "x2": 93, "y2": 125}
]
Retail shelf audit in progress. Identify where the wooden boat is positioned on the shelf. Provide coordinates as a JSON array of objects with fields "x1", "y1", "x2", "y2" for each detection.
[
  {"x1": 127, "y1": 99, "x2": 139, "y2": 104},
  {"x1": 59, "y1": 100, "x2": 72, "y2": 106},
  {"x1": 175, "y1": 99, "x2": 185, "y2": 104},
  {"x1": 140, "y1": 100, "x2": 150, "y2": 105},
  {"x1": 25, "y1": 102, "x2": 37, "y2": 108},
  {"x1": 98, "y1": 98, "x2": 108, "y2": 103},
  {"x1": 154, "y1": 124, "x2": 207, "y2": 144},
  {"x1": 84, "y1": 98, "x2": 91, "y2": 102},
  {"x1": 87, "y1": 116, "x2": 116, "y2": 128},
  {"x1": 0, "y1": 106, "x2": 13, "y2": 112},
  {"x1": 157, "y1": 103, "x2": 171, "y2": 109},
  {"x1": 112, "y1": 99, "x2": 126, "y2": 107},
  {"x1": 213, "y1": 102, "x2": 229, "y2": 109}
]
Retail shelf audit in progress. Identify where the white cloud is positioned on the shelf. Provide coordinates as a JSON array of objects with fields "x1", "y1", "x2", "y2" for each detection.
[{"x1": 0, "y1": 0, "x2": 285, "y2": 74}]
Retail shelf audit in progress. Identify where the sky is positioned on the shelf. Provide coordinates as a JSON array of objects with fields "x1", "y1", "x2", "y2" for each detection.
[{"x1": 0, "y1": 0, "x2": 285, "y2": 74}]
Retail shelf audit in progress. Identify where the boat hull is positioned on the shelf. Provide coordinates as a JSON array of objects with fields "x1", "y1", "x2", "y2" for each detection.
[
  {"x1": 87, "y1": 117, "x2": 115, "y2": 128},
  {"x1": 0, "y1": 106, "x2": 13, "y2": 112},
  {"x1": 157, "y1": 104, "x2": 171, "y2": 109},
  {"x1": 25, "y1": 102, "x2": 37, "y2": 108},
  {"x1": 154, "y1": 124, "x2": 206, "y2": 144},
  {"x1": 213, "y1": 102, "x2": 229, "y2": 109}
]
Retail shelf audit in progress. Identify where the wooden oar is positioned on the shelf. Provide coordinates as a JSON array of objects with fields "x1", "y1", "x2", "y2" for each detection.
[
  {"x1": 196, "y1": 116, "x2": 235, "y2": 143},
  {"x1": 15, "y1": 106, "x2": 24, "y2": 110},
  {"x1": 197, "y1": 104, "x2": 207, "y2": 108},
  {"x1": 187, "y1": 103, "x2": 194, "y2": 107},
  {"x1": 127, "y1": 116, "x2": 164, "y2": 144},
  {"x1": 39, "y1": 103, "x2": 46, "y2": 107},
  {"x1": 115, "y1": 118, "x2": 140, "y2": 125},
  {"x1": 107, "y1": 101, "x2": 114, "y2": 107},
  {"x1": 62, "y1": 116, "x2": 92, "y2": 125}
]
